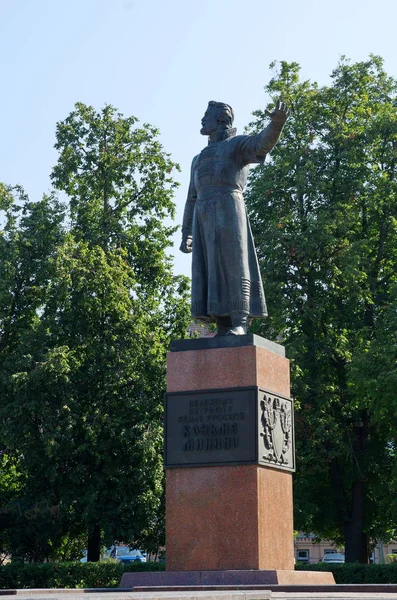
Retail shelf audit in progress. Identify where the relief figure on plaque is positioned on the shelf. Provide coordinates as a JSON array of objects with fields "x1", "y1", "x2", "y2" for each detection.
[{"x1": 180, "y1": 100, "x2": 288, "y2": 335}]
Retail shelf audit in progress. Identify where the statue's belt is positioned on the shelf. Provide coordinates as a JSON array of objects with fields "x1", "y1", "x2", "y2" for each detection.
[{"x1": 196, "y1": 187, "x2": 242, "y2": 200}]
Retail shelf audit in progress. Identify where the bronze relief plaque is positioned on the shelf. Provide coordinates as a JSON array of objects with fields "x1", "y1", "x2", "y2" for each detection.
[{"x1": 258, "y1": 389, "x2": 295, "y2": 470}]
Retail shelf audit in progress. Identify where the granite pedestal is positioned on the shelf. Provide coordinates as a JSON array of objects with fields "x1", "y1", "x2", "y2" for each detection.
[
  {"x1": 122, "y1": 335, "x2": 334, "y2": 588},
  {"x1": 165, "y1": 335, "x2": 294, "y2": 572}
]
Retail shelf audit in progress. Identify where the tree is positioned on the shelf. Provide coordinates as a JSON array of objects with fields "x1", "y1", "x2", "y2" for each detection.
[
  {"x1": 245, "y1": 56, "x2": 397, "y2": 562},
  {"x1": 0, "y1": 184, "x2": 68, "y2": 561},
  {"x1": 0, "y1": 104, "x2": 191, "y2": 562}
]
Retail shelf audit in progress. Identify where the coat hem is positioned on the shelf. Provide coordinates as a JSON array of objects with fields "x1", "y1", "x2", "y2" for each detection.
[{"x1": 192, "y1": 300, "x2": 267, "y2": 319}]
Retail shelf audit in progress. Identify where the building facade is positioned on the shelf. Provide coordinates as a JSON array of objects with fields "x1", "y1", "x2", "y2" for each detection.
[{"x1": 295, "y1": 533, "x2": 397, "y2": 564}]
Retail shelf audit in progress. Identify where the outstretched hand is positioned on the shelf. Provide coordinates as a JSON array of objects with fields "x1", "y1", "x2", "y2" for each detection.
[{"x1": 265, "y1": 99, "x2": 288, "y2": 125}]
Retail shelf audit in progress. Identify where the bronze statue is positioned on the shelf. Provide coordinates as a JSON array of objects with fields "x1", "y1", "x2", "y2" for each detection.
[{"x1": 180, "y1": 100, "x2": 288, "y2": 335}]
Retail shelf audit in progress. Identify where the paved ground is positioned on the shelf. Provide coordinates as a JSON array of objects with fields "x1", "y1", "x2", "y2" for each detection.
[{"x1": 2, "y1": 591, "x2": 397, "y2": 600}]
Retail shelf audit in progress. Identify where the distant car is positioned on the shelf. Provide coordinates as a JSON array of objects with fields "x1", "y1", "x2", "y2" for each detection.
[
  {"x1": 322, "y1": 552, "x2": 345, "y2": 563},
  {"x1": 109, "y1": 546, "x2": 146, "y2": 564}
]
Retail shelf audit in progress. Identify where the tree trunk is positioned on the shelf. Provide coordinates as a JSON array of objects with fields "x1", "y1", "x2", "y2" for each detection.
[
  {"x1": 344, "y1": 479, "x2": 369, "y2": 563},
  {"x1": 343, "y1": 416, "x2": 370, "y2": 564},
  {"x1": 87, "y1": 523, "x2": 101, "y2": 562}
]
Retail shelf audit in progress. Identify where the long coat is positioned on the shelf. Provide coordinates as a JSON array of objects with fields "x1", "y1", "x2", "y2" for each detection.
[{"x1": 182, "y1": 121, "x2": 284, "y2": 321}]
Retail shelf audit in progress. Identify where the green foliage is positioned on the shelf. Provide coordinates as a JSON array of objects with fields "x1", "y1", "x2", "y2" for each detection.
[
  {"x1": 51, "y1": 103, "x2": 179, "y2": 286},
  {"x1": 386, "y1": 554, "x2": 397, "y2": 564},
  {"x1": 296, "y1": 562, "x2": 397, "y2": 584},
  {"x1": 0, "y1": 560, "x2": 164, "y2": 589},
  {"x1": 246, "y1": 56, "x2": 397, "y2": 561},
  {"x1": 49, "y1": 533, "x2": 87, "y2": 562},
  {"x1": 0, "y1": 186, "x2": 68, "y2": 562},
  {"x1": 0, "y1": 103, "x2": 191, "y2": 562}
]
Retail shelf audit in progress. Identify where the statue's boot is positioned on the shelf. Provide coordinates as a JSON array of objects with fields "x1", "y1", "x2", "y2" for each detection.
[
  {"x1": 227, "y1": 313, "x2": 248, "y2": 336},
  {"x1": 215, "y1": 316, "x2": 232, "y2": 336}
]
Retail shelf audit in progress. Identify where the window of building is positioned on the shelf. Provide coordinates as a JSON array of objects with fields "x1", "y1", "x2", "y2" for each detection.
[{"x1": 296, "y1": 549, "x2": 309, "y2": 564}]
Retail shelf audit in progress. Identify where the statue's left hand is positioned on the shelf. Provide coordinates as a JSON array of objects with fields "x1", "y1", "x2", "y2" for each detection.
[
  {"x1": 265, "y1": 99, "x2": 288, "y2": 125},
  {"x1": 180, "y1": 235, "x2": 193, "y2": 254}
]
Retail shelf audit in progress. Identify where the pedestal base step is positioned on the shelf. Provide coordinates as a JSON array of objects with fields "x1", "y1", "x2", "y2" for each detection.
[{"x1": 120, "y1": 569, "x2": 335, "y2": 588}]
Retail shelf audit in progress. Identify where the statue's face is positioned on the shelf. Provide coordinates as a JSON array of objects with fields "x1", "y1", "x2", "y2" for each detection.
[{"x1": 200, "y1": 105, "x2": 218, "y2": 135}]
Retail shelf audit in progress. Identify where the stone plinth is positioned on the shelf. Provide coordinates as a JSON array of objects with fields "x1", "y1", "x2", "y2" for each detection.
[
  {"x1": 165, "y1": 335, "x2": 294, "y2": 572},
  {"x1": 120, "y1": 568, "x2": 336, "y2": 588}
]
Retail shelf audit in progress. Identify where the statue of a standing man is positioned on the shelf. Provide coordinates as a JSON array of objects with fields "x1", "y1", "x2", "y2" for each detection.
[{"x1": 180, "y1": 100, "x2": 288, "y2": 336}]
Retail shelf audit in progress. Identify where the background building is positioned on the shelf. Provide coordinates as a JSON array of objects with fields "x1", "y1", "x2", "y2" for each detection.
[{"x1": 295, "y1": 533, "x2": 397, "y2": 564}]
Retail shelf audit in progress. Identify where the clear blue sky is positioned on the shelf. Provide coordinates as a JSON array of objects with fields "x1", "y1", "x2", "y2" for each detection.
[{"x1": 1, "y1": 0, "x2": 397, "y2": 276}]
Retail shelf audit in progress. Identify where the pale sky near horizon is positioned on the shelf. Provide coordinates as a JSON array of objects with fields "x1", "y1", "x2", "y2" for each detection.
[{"x1": 1, "y1": 0, "x2": 397, "y2": 277}]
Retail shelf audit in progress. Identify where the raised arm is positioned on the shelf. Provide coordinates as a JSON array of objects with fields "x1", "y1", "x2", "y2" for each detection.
[
  {"x1": 179, "y1": 156, "x2": 198, "y2": 254},
  {"x1": 259, "y1": 99, "x2": 288, "y2": 153},
  {"x1": 237, "y1": 100, "x2": 288, "y2": 164}
]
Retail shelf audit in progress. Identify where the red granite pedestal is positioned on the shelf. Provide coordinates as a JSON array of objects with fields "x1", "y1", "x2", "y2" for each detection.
[
  {"x1": 165, "y1": 337, "x2": 294, "y2": 572},
  {"x1": 121, "y1": 335, "x2": 334, "y2": 588}
]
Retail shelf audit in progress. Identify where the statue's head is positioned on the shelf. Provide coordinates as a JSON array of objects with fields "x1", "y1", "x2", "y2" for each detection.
[{"x1": 201, "y1": 101, "x2": 234, "y2": 136}]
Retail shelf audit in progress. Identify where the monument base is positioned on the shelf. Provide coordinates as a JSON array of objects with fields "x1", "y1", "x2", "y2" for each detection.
[
  {"x1": 166, "y1": 335, "x2": 295, "y2": 572},
  {"x1": 120, "y1": 569, "x2": 335, "y2": 588},
  {"x1": 158, "y1": 335, "x2": 334, "y2": 587}
]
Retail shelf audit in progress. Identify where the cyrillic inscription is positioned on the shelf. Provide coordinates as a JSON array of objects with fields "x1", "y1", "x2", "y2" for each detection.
[{"x1": 165, "y1": 388, "x2": 256, "y2": 467}]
